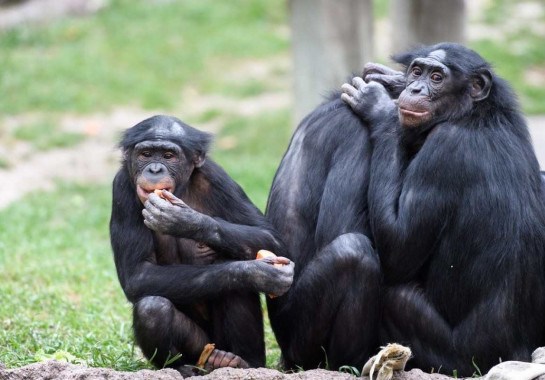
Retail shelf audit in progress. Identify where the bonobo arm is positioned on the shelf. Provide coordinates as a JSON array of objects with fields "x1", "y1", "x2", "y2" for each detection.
[
  {"x1": 143, "y1": 191, "x2": 284, "y2": 260},
  {"x1": 341, "y1": 79, "x2": 455, "y2": 281},
  {"x1": 110, "y1": 170, "x2": 294, "y2": 304},
  {"x1": 362, "y1": 62, "x2": 405, "y2": 98}
]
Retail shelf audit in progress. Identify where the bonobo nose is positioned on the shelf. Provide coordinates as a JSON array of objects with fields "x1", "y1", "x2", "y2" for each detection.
[
  {"x1": 410, "y1": 85, "x2": 423, "y2": 95},
  {"x1": 147, "y1": 163, "x2": 165, "y2": 175},
  {"x1": 149, "y1": 164, "x2": 163, "y2": 174}
]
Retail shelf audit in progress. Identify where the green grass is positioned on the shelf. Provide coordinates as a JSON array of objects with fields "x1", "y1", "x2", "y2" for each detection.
[
  {"x1": 0, "y1": 150, "x2": 288, "y2": 371},
  {"x1": 0, "y1": 0, "x2": 288, "y2": 114},
  {"x1": 471, "y1": 30, "x2": 545, "y2": 114},
  {"x1": 213, "y1": 110, "x2": 292, "y2": 210},
  {"x1": 13, "y1": 119, "x2": 85, "y2": 151},
  {"x1": 469, "y1": 0, "x2": 545, "y2": 114},
  {"x1": 0, "y1": 183, "x2": 150, "y2": 370}
]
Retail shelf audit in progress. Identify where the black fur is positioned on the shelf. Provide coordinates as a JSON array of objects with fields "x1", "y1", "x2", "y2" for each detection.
[
  {"x1": 110, "y1": 115, "x2": 290, "y2": 375},
  {"x1": 266, "y1": 96, "x2": 381, "y2": 370},
  {"x1": 351, "y1": 43, "x2": 545, "y2": 376},
  {"x1": 269, "y1": 42, "x2": 545, "y2": 376}
]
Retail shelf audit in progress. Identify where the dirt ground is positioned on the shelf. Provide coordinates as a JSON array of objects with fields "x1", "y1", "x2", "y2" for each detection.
[
  {"x1": 3, "y1": 360, "x2": 545, "y2": 380},
  {"x1": 0, "y1": 360, "x2": 476, "y2": 380}
]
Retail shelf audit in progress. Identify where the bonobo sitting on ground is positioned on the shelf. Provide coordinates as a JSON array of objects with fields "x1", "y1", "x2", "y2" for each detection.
[
  {"x1": 110, "y1": 115, "x2": 293, "y2": 376},
  {"x1": 341, "y1": 43, "x2": 545, "y2": 376}
]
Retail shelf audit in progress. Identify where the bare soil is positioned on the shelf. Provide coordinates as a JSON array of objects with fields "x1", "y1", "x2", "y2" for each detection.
[{"x1": 0, "y1": 360, "x2": 468, "y2": 380}]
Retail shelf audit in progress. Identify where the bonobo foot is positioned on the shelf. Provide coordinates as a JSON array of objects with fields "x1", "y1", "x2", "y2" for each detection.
[
  {"x1": 204, "y1": 349, "x2": 249, "y2": 371},
  {"x1": 196, "y1": 343, "x2": 249, "y2": 371},
  {"x1": 177, "y1": 346, "x2": 249, "y2": 377}
]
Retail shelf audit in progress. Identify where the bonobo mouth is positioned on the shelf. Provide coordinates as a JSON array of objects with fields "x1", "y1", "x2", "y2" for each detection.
[
  {"x1": 136, "y1": 185, "x2": 174, "y2": 204},
  {"x1": 398, "y1": 106, "x2": 432, "y2": 129},
  {"x1": 399, "y1": 107, "x2": 430, "y2": 118}
]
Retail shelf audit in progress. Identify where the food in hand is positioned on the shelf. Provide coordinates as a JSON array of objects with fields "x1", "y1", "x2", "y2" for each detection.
[
  {"x1": 256, "y1": 249, "x2": 286, "y2": 267},
  {"x1": 256, "y1": 250, "x2": 290, "y2": 299}
]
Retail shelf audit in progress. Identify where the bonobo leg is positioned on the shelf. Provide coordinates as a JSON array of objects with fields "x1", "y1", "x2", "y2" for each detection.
[
  {"x1": 382, "y1": 285, "x2": 534, "y2": 376},
  {"x1": 133, "y1": 296, "x2": 208, "y2": 375},
  {"x1": 269, "y1": 233, "x2": 381, "y2": 370},
  {"x1": 209, "y1": 291, "x2": 265, "y2": 368}
]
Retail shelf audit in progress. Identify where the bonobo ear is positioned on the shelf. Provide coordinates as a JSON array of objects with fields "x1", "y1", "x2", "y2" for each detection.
[
  {"x1": 193, "y1": 151, "x2": 206, "y2": 168},
  {"x1": 470, "y1": 68, "x2": 492, "y2": 102}
]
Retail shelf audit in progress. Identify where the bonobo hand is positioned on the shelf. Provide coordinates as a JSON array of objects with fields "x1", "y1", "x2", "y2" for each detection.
[
  {"x1": 341, "y1": 78, "x2": 396, "y2": 124},
  {"x1": 143, "y1": 191, "x2": 210, "y2": 239},
  {"x1": 362, "y1": 62, "x2": 405, "y2": 98},
  {"x1": 237, "y1": 258, "x2": 294, "y2": 297}
]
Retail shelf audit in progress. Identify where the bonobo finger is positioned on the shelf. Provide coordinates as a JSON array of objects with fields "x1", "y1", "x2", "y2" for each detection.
[
  {"x1": 238, "y1": 357, "x2": 249, "y2": 368},
  {"x1": 352, "y1": 76, "x2": 365, "y2": 89},
  {"x1": 220, "y1": 351, "x2": 236, "y2": 367},
  {"x1": 274, "y1": 256, "x2": 291, "y2": 265},
  {"x1": 228, "y1": 355, "x2": 241, "y2": 368},
  {"x1": 363, "y1": 62, "x2": 402, "y2": 79},
  {"x1": 206, "y1": 350, "x2": 219, "y2": 368},
  {"x1": 144, "y1": 200, "x2": 163, "y2": 216},
  {"x1": 142, "y1": 209, "x2": 152, "y2": 221},
  {"x1": 161, "y1": 190, "x2": 186, "y2": 207},
  {"x1": 146, "y1": 193, "x2": 170, "y2": 210},
  {"x1": 284, "y1": 260, "x2": 295, "y2": 273},
  {"x1": 277, "y1": 261, "x2": 295, "y2": 279},
  {"x1": 341, "y1": 82, "x2": 359, "y2": 98},
  {"x1": 142, "y1": 210, "x2": 160, "y2": 228},
  {"x1": 211, "y1": 350, "x2": 227, "y2": 368},
  {"x1": 258, "y1": 256, "x2": 290, "y2": 266},
  {"x1": 143, "y1": 218, "x2": 157, "y2": 231},
  {"x1": 340, "y1": 93, "x2": 358, "y2": 109},
  {"x1": 365, "y1": 73, "x2": 390, "y2": 86}
]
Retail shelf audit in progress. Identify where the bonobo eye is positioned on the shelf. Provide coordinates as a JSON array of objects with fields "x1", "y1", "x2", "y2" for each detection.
[
  {"x1": 140, "y1": 151, "x2": 152, "y2": 158},
  {"x1": 430, "y1": 72, "x2": 443, "y2": 83},
  {"x1": 411, "y1": 67, "x2": 422, "y2": 77},
  {"x1": 163, "y1": 151, "x2": 176, "y2": 160}
]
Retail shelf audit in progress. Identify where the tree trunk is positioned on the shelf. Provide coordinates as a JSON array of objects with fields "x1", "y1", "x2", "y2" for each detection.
[
  {"x1": 391, "y1": 0, "x2": 466, "y2": 54},
  {"x1": 290, "y1": 0, "x2": 374, "y2": 124}
]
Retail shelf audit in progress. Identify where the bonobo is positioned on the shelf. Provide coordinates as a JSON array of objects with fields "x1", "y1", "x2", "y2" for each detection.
[
  {"x1": 342, "y1": 43, "x2": 545, "y2": 376},
  {"x1": 109, "y1": 115, "x2": 294, "y2": 376},
  {"x1": 266, "y1": 70, "x2": 380, "y2": 368}
]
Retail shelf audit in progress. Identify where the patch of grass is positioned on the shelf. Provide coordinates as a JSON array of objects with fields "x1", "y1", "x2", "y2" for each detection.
[
  {"x1": 480, "y1": 0, "x2": 509, "y2": 25},
  {"x1": 194, "y1": 109, "x2": 223, "y2": 124},
  {"x1": 0, "y1": 155, "x2": 10, "y2": 169},
  {"x1": 471, "y1": 30, "x2": 545, "y2": 114},
  {"x1": 469, "y1": 1, "x2": 545, "y2": 114},
  {"x1": 0, "y1": 181, "x2": 284, "y2": 370},
  {"x1": 13, "y1": 120, "x2": 85, "y2": 151},
  {"x1": 212, "y1": 110, "x2": 292, "y2": 211},
  {"x1": 0, "y1": 183, "x2": 150, "y2": 370},
  {"x1": 373, "y1": 0, "x2": 391, "y2": 19},
  {"x1": 0, "y1": 0, "x2": 288, "y2": 115}
]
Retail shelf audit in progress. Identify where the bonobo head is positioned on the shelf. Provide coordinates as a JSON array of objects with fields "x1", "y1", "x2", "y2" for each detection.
[
  {"x1": 120, "y1": 115, "x2": 212, "y2": 204},
  {"x1": 393, "y1": 43, "x2": 493, "y2": 129}
]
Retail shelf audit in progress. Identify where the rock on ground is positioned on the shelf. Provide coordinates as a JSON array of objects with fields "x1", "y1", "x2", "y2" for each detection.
[{"x1": 0, "y1": 360, "x2": 482, "y2": 380}]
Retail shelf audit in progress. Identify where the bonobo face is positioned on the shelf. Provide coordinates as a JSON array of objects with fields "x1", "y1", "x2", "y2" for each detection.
[
  {"x1": 397, "y1": 49, "x2": 455, "y2": 129},
  {"x1": 131, "y1": 140, "x2": 188, "y2": 204}
]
